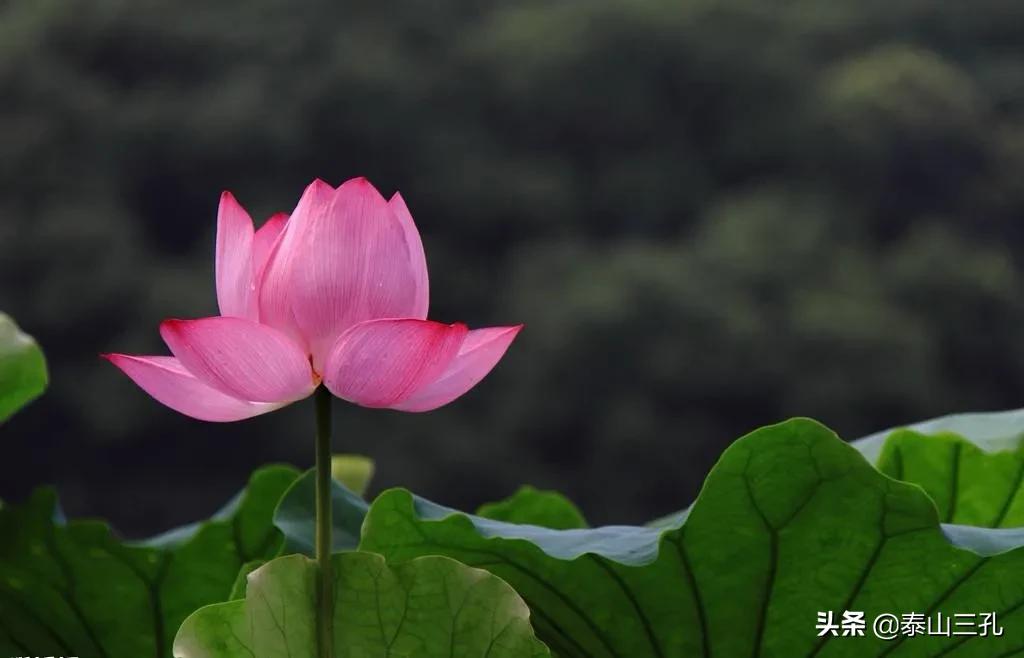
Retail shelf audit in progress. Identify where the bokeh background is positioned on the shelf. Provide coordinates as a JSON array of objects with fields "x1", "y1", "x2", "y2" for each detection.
[{"x1": 3, "y1": 0, "x2": 1024, "y2": 536}]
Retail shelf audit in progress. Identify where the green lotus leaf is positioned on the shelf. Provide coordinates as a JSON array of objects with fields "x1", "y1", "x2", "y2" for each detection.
[
  {"x1": 173, "y1": 552, "x2": 551, "y2": 658},
  {"x1": 272, "y1": 474, "x2": 587, "y2": 559},
  {"x1": 0, "y1": 313, "x2": 47, "y2": 422},
  {"x1": 0, "y1": 465, "x2": 298, "y2": 658},
  {"x1": 876, "y1": 429, "x2": 1024, "y2": 528},
  {"x1": 477, "y1": 486, "x2": 588, "y2": 530},
  {"x1": 360, "y1": 418, "x2": 1024, "y2": 657},
  {"x1": 853, "y1": 407, "x2": 1024, "y2": 463},
  {"x1": 273, "y1": 467, "x2": 369, "y2": 555}
]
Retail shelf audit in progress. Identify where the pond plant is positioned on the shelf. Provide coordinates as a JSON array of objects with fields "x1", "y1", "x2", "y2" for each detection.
[{"x1": 2, "y1": 179, "x2": 1024, "y2": 657}]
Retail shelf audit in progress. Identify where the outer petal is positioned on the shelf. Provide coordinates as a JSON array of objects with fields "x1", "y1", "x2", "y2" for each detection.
[
  {"x1": 252, "y1": 212, "x2": 289, "y2": 279},
  {"x1": 258, "y1": 179, "x2": 335, "y2": 348},
  {"x1": 288, "y1": 178, "x2": 429, "y2": 369},
  {"x1": 388, "y1": 192, "x2": 429, "y2": 319},
  {"x1": 322, "y1": 319, "x2": 467, "y2": 408},
  {"x1": 103, "y1": 354, "x2": 283, "y2": 422},
  {"x1": 215, "y1": 192, "x2": 256, "y2": 319},
  {"x1": 160, "y1": 316, "x2": 316, "y2": 403},
  {"x1": 392, "y1": 325, "x2": 522, "y2": 412}
]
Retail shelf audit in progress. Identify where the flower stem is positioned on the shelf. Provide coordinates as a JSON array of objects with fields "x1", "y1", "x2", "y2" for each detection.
[{"x1": 314, "y1": 385, "x2": 334, "y2": 658}]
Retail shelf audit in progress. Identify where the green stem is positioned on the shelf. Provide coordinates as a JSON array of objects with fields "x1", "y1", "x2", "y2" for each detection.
[{"x1": 314, "y1": 386, "x2": 334, "y2": 658}]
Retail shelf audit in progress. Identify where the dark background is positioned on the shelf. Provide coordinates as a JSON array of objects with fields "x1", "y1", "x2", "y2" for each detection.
[{"x1": 3, "y1": 0, "x2": 1024, "y2": 536}]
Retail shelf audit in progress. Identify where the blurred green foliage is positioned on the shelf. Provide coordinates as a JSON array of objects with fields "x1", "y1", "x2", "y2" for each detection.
[
  {"x1": 0, "y1": 313, "x2": 47, "y2": 422},
  {"x1": 2, "y1": 0, "x2": 1023, "y2": 531}
]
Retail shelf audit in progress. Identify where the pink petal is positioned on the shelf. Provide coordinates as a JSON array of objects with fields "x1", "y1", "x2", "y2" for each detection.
[
  {"x1": 160, "y1": 316, "x2": 316, "y2": 403},
  {"x1": 257, "y1": 179, "x2": 335, "y2": 349},
  {"x1": 103, "y1": 354, "x2": 283, "y2": 422},
  {"x1": 288, "y1": 178, "x2": 430, "y2": 369},
  {"x1": 322, "y1": 319, "x2": 467, "y2": 408},
  {"x1": 252, "y1": 212, "x2": 289, "y2": 279},
  {"x1": 215, "y1": 192, "x2": 256, "y2": 319},
  {"x1": 388, "y1": 192, "x2": 429, "y2": 320},
  {"x1": 392, "y1": 325, "x2": 522, "y2": 412}
]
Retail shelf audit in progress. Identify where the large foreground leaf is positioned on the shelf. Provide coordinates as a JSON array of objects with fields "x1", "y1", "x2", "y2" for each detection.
[
  {"x1": 173, "y1": 552, "x2": 551, "y2": 658},
  {"x1": 654, "y1": 407, "x2": 1024, "y2": 532},
  {"x1": 0, "y1": 465, "x2": 298, "y2": 658},
  {"x1": 360, "y1": 418, "x2": 1024, "y2": 657},
  {"x1": 0, "y1": 312, "x2": 47, "y2": 422}
]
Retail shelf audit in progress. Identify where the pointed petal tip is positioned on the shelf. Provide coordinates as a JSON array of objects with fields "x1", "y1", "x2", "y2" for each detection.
[
  {"x1": 103, "y1": 352, "x2": 167, "y2": 374},
  {"x1": 493, "y1": 323, "x2": 524, "y2": 344},
  {"x1": 104, "y1": 353, "x2": 287, "y2": 422},
  {"x1": 385, "y1": 323, "x2": 522, "y2": 413},
  {"x1": 481, "y1": 324, "x2": 525, "y2": 340},
  {"x1": 218, "y1": 190, "x2": 248, "y2": 215},
  {"x1": 215, "y1": 194, "x2": 256, "y2": 319},
  {"x1": 104, "y1": 352, "x2": 157, "y2": 368},
  {"x1": 307, "y1": 178, "x2": 334, "y2": 192},
  {"x1": 338, "y1": 176, "x2": 385, "y2": 199},
  {"x1": 158, "y1": 318, "x2": 201, "y2": 346},
  {"x1": 159, "y1": 318, "x2": 186, "y2": 335}
]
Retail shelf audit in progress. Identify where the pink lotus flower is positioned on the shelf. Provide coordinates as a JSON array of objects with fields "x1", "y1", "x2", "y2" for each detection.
[{"x1": 104, "y1": 178, "x2": 521, "y2": 421}]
